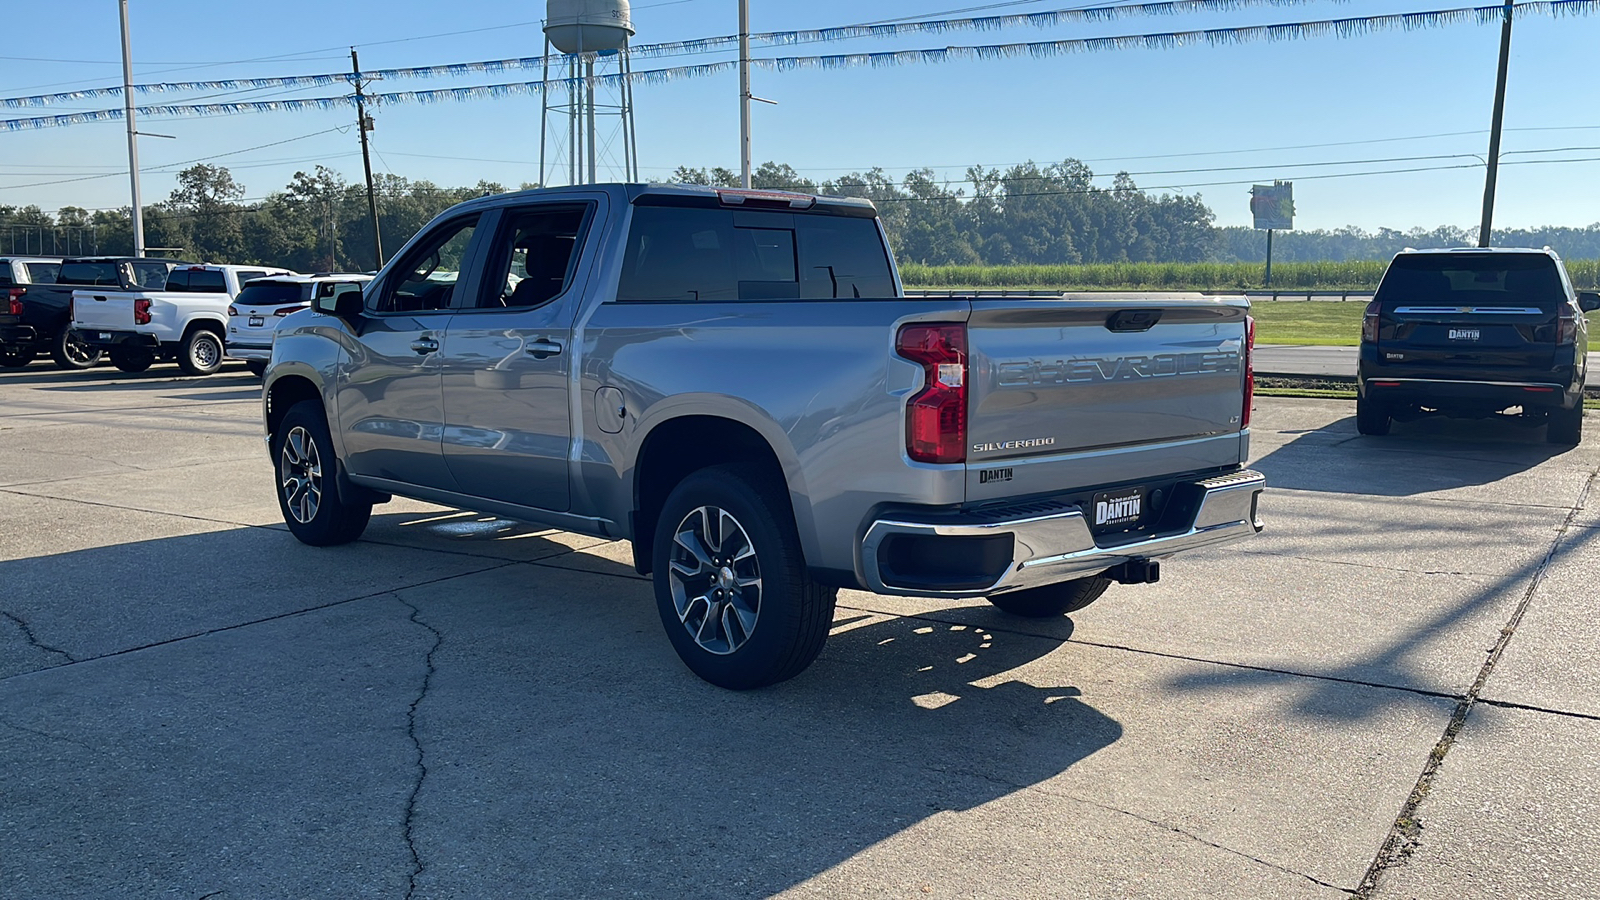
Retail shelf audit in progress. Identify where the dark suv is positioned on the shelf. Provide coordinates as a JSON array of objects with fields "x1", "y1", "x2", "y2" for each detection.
[{"x1": 1357, "y1": 248, "x2": 1597, "y2": 445}]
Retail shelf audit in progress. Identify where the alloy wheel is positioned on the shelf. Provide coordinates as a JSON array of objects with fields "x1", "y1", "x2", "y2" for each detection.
[
  {"x1": 667, "y1": 505, "x2": 762, "y2": 655},
  {"x1": 279, "y1": 426, "x2": 323, "y2": 524}
]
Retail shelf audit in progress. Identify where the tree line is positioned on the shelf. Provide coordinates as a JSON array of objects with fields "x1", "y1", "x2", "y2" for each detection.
[{"x1": 3, "y1": 160, "x2": 1597, "y2": 269}]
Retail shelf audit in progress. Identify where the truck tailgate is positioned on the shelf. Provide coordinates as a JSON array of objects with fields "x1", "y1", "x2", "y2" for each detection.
[
  {"x1": 71, "y1": 289, "x2": 134, "y2": 331},
  {"x1": 964, "y1": 295, "x2": 1250, "y2": 499}
]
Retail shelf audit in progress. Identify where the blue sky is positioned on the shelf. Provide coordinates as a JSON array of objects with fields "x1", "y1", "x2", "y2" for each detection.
[{"x1": 1, "y1": 0, "x2": 1596, "y2": 232}]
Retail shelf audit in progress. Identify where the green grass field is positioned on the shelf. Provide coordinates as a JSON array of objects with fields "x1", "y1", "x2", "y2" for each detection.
[{"x1": 1249, "y1": 301, "x2": 1366, "y2": 346}]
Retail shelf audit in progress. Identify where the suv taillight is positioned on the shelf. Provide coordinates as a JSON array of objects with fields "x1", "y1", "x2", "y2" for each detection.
[
  {"x1": 134, "y1": 298, "x2": 152, "y2": 325},
  {"x1": 227, "y1": 305, "x2": 239, "y2": 317},
  {"x1": 1361, "y1": 300, "x2": 1380, "y2": 343},
  {"x1": 273, "y1": 304, "x2": 309, "y2": 317},
  {"x1": 6, "y1": 287, "x2": 22, "y2": 316},
  {"x1": 1557, "y1": 311, "x2": 1579, "y2": 345},
  {"x1": 1243, "y1": 315, "x2": 1255, "y2": 430},
  {"x1": 897, "y1": 323, "x2": 967, "y2": 464}
]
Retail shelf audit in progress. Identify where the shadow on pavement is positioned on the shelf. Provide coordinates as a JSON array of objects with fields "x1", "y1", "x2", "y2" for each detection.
[
  {"x1": 0, "y1": 514, "x2": 1123, "y2": 897},
  {"x1": 1255, "y1": 413, "x2": 1572, "y2": 495}
]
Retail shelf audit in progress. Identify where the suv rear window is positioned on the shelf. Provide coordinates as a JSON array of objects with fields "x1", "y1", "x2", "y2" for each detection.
[
  {"x1": 234, "y1": 283, "x2": 306, "y2": 306},
  {"x1": 1376, "y1": 254, "x2": 1568, "y2": 310},
  {"x1": 617, "y1": 207, "x2": 894, "y2": 302}
]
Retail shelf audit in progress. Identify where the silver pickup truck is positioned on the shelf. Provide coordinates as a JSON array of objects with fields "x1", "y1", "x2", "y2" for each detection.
[{"x1": 263, "y1": 183, "x2": 1264, "y2": 689}]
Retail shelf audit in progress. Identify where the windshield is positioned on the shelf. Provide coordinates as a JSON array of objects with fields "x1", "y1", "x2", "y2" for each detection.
[
  {"x1": 1376, "y1": 254, "x2": 1568, "y2": 311},
  {"x1": 233, "y1": 283, "x2": 306, "y2": 306}
]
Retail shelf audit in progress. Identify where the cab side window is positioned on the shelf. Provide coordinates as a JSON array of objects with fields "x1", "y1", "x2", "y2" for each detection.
[
  {"x1": 373, "y1": 215, "x2": 480, "y2": 313},
  {"x1": 474, "y1": 205, "x2": 590, "y2": 310}
]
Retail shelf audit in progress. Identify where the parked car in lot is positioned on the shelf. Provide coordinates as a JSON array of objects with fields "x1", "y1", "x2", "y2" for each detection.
[
  {"x1": 0, "y1": 256, "x2": 64, "y2": 367},
  {"x1": 1357, "y1": 247, "x2": 1598, "y2": 444},
  {"x1": 1, "y1": 256, "x2": 186, "y2": 370},
  {"x1": 227, "y1": 274, "x2": 372, "y2": 376},
  {"x1": 72, "y1": 263, "x2": 291, "y2": 374},
  {"x1": 262, "y1": 183, "x2": 1266, "y2": 689}
]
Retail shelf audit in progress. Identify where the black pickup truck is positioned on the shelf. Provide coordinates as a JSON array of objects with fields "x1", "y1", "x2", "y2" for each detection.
[
  {"x1": 1, "y1": 256, "x2": 63, "y2": 367},
  {"x1": 1357, "y1": 247, "x2": 1599, "y2": 445},
  {"x1": 0, "y1": 256, "x2": 184, "y2": 370}
]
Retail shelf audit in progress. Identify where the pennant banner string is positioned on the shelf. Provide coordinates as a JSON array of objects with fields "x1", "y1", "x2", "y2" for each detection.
[{"x1": 2, "y1": 0, "x2": 1595, "y2": 129}]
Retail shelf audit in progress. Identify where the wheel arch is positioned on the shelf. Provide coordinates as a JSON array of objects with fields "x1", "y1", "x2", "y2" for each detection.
[{"x1": 629, "y1": 413, "x2": 814, "y2": 576}]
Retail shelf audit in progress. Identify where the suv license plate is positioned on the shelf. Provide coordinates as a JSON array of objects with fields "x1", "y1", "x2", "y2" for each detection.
[
  {"x1": 1448, "y1": 328, "x2": 1480, "y2": 341},
  {"x1": 248, "y1": 316, "x2": 265, "y2": 328},
  {"x1": 1091, "y1": 486, "x2": 1147, "y2": 531}
]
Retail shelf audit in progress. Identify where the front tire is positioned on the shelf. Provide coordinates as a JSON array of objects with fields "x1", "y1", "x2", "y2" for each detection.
[
  {"x1": 652, "y1": 464, "x2": 836, "y2": 690},
  {"x1": 178, "y1": 327, "x2": 224, "y2": 376},
  {"x1": 987, "y1": 575, "x2": 1111, "y2": 618},
  {"x1": 272, "y1": 401, "x2": 371, "y2": 546},
  {"x1": 51, "y1": 328, "x2": 101, "y2": 370},
  {"x1": 1356, "y1": 394, "x2": 1391, "y2": 436},
  {"x1": 110, "y1": 345, "x2": 154, "y2": 373},
  {"x1": 1548, "y1": 403, "x2": 1584, "y2": 446}
]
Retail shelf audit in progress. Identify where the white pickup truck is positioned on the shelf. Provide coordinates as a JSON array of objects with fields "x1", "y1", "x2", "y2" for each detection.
[{"x1": 72, "y1": 263, "x2": 291, "y2": 374}]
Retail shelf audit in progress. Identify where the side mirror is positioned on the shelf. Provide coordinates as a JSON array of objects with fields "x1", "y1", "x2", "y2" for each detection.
[
  {"x1": 1578, "y1": 291, "x2": 1600, "y2": 313},
  {"x1": 314, "y1": 282, "x2": 366, "y2": 319}
]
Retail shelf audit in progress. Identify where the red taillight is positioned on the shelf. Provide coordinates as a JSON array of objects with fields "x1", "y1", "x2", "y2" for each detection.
[
  {"x1": 1361, "y1": 300, "x2": 1380, "y2": 343},
  {"x1": 898, "y1": 323, "x2": 967, "y2": 464},
  {"x1": 273, "y1": 304, "x2": 309, "y2": 317},
  {"x1": 6, "y1": 287, "x2": 22, "y2": 316},
  {"x1": 1242, "y1": 315, "x2": 1256, "y2": 430},
  {"x1": 134, "y1": 298, "x2": 152, "y2": 325}
]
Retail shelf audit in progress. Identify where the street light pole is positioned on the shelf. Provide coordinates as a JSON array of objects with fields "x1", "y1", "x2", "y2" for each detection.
[
  {"x1": 119, "y1": 0, "x2": 145, "y2": 257},
  {"x1": 1478, "y1": 0, "x2": 1514, "y2": 248},
  {"x1": 739, "y1": 0, "x2": 751, "y2": 188}
]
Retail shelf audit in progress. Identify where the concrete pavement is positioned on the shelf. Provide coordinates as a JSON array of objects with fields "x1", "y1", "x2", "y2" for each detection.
[{"x1": 2, "y1": 360, "x2": 1597, "y2": 898}]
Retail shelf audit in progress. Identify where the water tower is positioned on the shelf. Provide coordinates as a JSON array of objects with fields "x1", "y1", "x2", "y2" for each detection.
[{"x1": 540, "y1": 0, "x2": 639, "y2": 186}]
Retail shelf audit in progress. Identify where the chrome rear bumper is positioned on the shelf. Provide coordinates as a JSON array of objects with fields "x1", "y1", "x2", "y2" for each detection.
[{"x1": 860, "y1": 469, "x2": 1265, "y2": 598}]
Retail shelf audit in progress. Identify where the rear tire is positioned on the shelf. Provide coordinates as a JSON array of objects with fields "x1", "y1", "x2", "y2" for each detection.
[
  {"x1": 987, "y1": 576, "x2": 1112, "y2": 618},
  {"x1": 1548, "y1": 403, "x2": 1584, "y2": 446},
  {"x1": 272, "y1": 400, "x2": 371, "y2": 546},
  {"x1": 1356, "y1": 394, "x2": 1391, "y2": 436},
  {"x1": 110, "y1": 345, "x2": 154, "y2": 373},
  {"x1": 51, "y1": 328, "x2": 101, "y2": 370},
  {"x1": 178, "y1": 327, "x2": 224, "y2": 376},
  {"x1": 652, "y1": 463, "x2": 836, "y2": 690},
  {"x1": 0, "y1": 346, "x2": 32, "y2": 368}
]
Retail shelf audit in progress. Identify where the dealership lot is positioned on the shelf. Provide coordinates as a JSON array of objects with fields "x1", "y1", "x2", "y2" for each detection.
[{"x1": 2, "y1": 366, "x2": 1597, "y2": 899}]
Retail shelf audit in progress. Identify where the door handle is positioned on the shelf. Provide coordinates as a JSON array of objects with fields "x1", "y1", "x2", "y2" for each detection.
[
  {"x1": 525, "y1": 339, "x2": 564, "y2": 359},
  {"x1": 410, "y1": 338, "x2": 439, "y2": 354}
]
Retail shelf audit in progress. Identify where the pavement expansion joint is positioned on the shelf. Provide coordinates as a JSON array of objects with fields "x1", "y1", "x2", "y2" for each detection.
[
  {"x1": 1475, "y1": 696, "x2": 1600, "y2": 723},
  {"x1": 1353, "y1": 469, "x2": 1599, "y2": 898},
  {"x1": 395, "y1": 594, "x2": 442, "y2": 900},
  {"x1": 1, "y1": 609, "x2": 76, "y2": 663}
]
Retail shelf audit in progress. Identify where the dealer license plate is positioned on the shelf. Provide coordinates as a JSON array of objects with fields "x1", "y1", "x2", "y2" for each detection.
[
  {"x1": 248, "y1": 316, "x2": 265, "y2": 328},
  {"x1": 1448, "y1": 328, "x2": 1480, "y2": 341},
  {"x1": 98, "y1": 332, "x2": 111, "y2": 340},
  {"x1": 1091, "y1": 486, "x2": 1147, "y2": 532}
]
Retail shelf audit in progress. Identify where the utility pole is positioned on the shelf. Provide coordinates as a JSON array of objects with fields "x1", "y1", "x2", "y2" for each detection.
[
  {"x1": 351, "y1": 49, "x2": 384, "y2": 267},
  {"x1": 739, "y1": 0, "x2": 751, "y2": 188},
  {"x1": 119, "y1": 0, "x2": 145, "y2": 257},
  {"x1": 1478, "y1": 0, "x2": 1514, "y2": 248}
]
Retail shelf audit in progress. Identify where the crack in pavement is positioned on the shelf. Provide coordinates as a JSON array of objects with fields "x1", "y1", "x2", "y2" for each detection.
[
  {"x1": 1476, "y1": 696, "x2": 1600, "y2": 723},
  {"x1": 1352, "y1": 470, "x2": 1598, "y2": 899},
  {"x1": 0, "y1": 563, "x2": 515, "y2": 685},
  {"x1": 0, "y1": 715, "x2": 97, "y2": 753},
  {"x1": 1, "y1": 609, "x2": 75, "y2": 662},
  {"x1": 1233, "y1": 547, "x2": 1498, "y2": 580},
  {"x1": 395, "y1": 595, "x2": 442, "y2": 900}
]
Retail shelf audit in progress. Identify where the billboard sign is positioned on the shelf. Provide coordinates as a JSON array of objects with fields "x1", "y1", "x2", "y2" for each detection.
[{"x1": 1251, "y1": 182, "x2": 1294, "y2": 231}]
